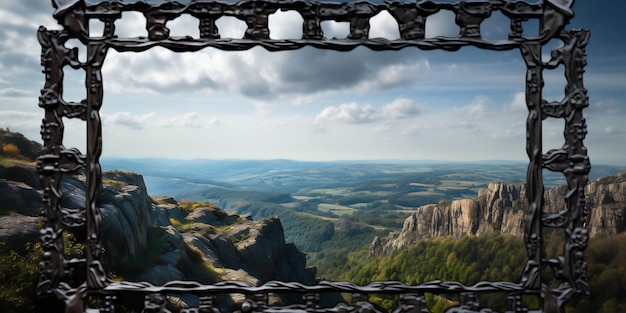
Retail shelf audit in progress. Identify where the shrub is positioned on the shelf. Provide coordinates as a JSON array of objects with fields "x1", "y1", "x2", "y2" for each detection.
[
  {"x1": 0, "y1": 242, "x2": 41, "y2": 312},
  {"x1": 1, "y1": 143, "x2": 21, "y2": 158}
]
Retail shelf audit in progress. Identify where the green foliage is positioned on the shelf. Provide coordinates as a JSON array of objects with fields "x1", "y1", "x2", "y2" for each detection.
[
  {"x1": 309, "y1": 226, "x2": 388, "y2": 281},
  {"x1": 320, "y1": 232, "x2": 626, "y2": 312},
  {"x1": 0, "y1": 230, "x2": 87, "y2": 312},
  {"x1": 0, "y1": 242, "x2": 41, "y2": 312},
  {"x1": 430, "y1": 296, "x2": 458, "y2": 313},
  {"x1": 329, "y1": 234, "x2": 527, "y2": 312},
  {"x1": 345, "y1": 234, "x2": 526, "y2": 286},
  {"x1": 369, "y1": 295, "x2": 396, "y2": 312},
  {"x1": 279, "y1": 212, "x2": 335, "y2": 252},
  {"x1": 64, "y1": 232, "x2": 85, "y2": 259},
  {"x1": 566, "y1": 233, "x2": 626, "y2": 312}
]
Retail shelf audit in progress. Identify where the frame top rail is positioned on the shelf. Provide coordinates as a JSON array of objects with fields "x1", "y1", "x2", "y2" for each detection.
[{"x1": 51, "y1": 0, "x2": 575, "y2": 52}]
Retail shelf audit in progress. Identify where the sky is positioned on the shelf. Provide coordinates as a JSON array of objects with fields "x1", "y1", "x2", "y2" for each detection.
[{"x1": 1, "y1": 1, "x2": 625, "y2": 163}]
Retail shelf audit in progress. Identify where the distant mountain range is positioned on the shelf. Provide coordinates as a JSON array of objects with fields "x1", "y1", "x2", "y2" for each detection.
[{"x1": 101, "y1": 157, "x2": 626, "y2": 197}]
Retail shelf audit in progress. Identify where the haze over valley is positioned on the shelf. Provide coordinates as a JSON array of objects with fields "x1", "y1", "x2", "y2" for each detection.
[{"x1": 101, "y1": 157, "x2": 626, "y2": 251}]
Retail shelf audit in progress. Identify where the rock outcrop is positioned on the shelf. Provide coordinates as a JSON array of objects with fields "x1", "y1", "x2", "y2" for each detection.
[
  {"x1": 0, "y1": 163, "x2": 336, "y2": 310},
  {"x1": 0, "y1": 130, "x2": 342, "y2": 310},
  {"x1": 586, "y1": 172, "x2": 626, "y2": 236},
  {"x1": 371, "y1": 173, "x2": 626, "y2": 257}
]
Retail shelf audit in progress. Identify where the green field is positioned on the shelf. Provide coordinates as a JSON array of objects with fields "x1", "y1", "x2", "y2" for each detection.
[{"x1": 317, "y1": 203, "x2": 356, "y2": 216}]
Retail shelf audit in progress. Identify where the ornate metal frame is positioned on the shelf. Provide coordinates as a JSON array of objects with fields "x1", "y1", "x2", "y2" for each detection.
[{"x1": 37, "y1": 0, "x2": 590, "y2": 312}]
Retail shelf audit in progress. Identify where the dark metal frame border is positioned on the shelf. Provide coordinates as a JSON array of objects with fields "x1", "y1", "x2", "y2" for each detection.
[{"x1": 37, "y1": 0, "x2": 590, "y2": 312}]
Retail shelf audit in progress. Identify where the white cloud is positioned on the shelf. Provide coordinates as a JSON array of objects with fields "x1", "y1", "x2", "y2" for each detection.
[
  {"x1": 591, "y1": 99, "x2": 622, "y2": 115},
  {"x1": 458, "y1": 121, "x2": 478, "y2": 129},
  {"x1": 161, "y1": 112, "x2": 204, "y2": 128},
  {"x1": 208, "y1": 117, "x2": 221, "y2": 127},
  {"x1": 104, "y1": 112, "x2": 216, "y2": 130},
  {"x1": 358, "y1": 59, "x2": 430, "y2": 91},
  {"x1": 425, "y1": 10, "x2": 460, "y2": 38},
  {"x1": 0, "y1": 110, "x2": 41, "y2": 130},
  {"x1": 105, "y1": 112, "x2": 157, "y2": 130},
  {"x1": 315, "y1": 102, "x2": 379, "y2": 124},
  {"x1": 293, "y1": 95, "x2": 314, "y2": 106},
  {"x1": 269, "y1": 10, "x2": 304, "y2": 39},
  {"x1": 0, "y1": 88, "x2": 32, "y2": 97},
  {"x1": 369, "y1": 11, "x2": 400, "y2": 39},
  {"x1": 490, "y1": 128, "x2": 520, "y2": 139},
  {"x1": 102, "y1": 41, "x2": 433, "y2": 106},
  {"x1": 381, "y1": 98, "x2": 423, "y2": 120},
  {"x1": 504, "y1": 92, "x2": 526, "y2": 112},
  {"x1": 315, "y1": 97, "x2": 423, "y2": 125},
  {"x1": 321, "y1": 21, "x2": 350, "y2": 39},
  {"x1": 456, "y1": 96, "x2": 489, "y2": 118},
  {"x1": 604, "y1": 126, "x2": 626, "y2": 135},
  {"x1": 400, "y1": 124, "x2": 433, "y2": 136}
]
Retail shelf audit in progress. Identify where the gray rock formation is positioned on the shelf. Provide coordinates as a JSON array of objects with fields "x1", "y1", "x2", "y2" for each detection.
[
  {"x1": 0, "y1": 214, "x2": 40, "y2": 251},
  {"x1": 371, "y1": 172, "x2": 626, "y2": 257},
  {"x1": 586, "y1": 172, "x2": 626, "y2": 237},
  {"x1": 0, "y1": 165, "x2": 42, "y2": 216},
  {"x1": 0, "y1": 160, "x2": 337, "y2": 309}
]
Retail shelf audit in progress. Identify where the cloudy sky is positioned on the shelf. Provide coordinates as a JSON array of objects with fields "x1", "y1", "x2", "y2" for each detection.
[{"x1": 1, "y1": 1, "x2": 625, "y2": 163}]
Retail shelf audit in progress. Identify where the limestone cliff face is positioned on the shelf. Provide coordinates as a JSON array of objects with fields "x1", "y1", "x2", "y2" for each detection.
[
  {"x1": 476, "y1": 182, "x2": 526, "y2": 236},
  {"x1": 370, "y1": 199, "x2": 481, "y2": 256},
  {"x1": 371, "y1": 172, "x2": 626, "y2": 257},
  {"x1": 585, "y1": 172, "x2": 626, "y2": 237}
]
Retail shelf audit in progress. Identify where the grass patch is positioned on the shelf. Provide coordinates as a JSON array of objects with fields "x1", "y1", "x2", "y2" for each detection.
[
  {"x1": 214, "y1": 224, "x2": 233, "y2": 233},
  {"x1": 0, "y1": 156, "x2": 36, "y2": 168},
  {"x1": 184, "y1": 244, "x2": 220, "y2": 284},
  {"x1": 308, "y1": 188, "x2": 353, "y2": 196},
  {"x1": 102, "y1": 178, "x2": 128, "y2": 189},
  {"x1": 178, "y1": 200, "x2": 215, "y2": 212},
  {"x1": 348, "y1": 203, "x2": 370, "y2": 209},
  {"x1": 279, "y1": 202, "x2": 301, "y2": 209},
  {"x1": 317, "y1": 203, "x2": 356, "y2": 216},
  {"x1": 407, "y1": 191, "x2": 444, "y2": 197},
  {"x1": 169, "y1": 218, "x2": 214, "y2": 233},
  {"x1": 292, "y1": 195, "x2": 316, "y2": 201}
]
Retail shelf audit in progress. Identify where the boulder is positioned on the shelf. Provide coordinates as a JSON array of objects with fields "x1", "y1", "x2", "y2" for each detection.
[
  {"x1": 0, "y1": 179, "x2": 41, "y2": 216},
  {"x1": 0, "y1": 214, "x2": 40, "y2": 251}
]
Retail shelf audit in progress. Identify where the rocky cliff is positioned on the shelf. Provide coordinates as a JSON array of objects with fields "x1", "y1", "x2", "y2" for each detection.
[
  {"x1": 0, "y1": 131, "x2": 339, "y2": 310},
  {"x1": 370, "y1": 173, "x2": 626, "y2": 257},
  {"x1": 1, "y1": 165, "x2": 337, "y2": 309}
]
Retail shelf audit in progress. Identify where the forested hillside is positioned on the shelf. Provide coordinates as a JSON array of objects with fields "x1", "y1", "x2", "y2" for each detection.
[{"x1": 321, "y1": 232, "x2": 626, "y2": 313}]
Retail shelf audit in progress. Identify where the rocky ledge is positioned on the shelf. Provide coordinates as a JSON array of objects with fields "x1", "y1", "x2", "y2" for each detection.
[{"x1": 0, "y1": 165, "x2": 339, "y2": 310}]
